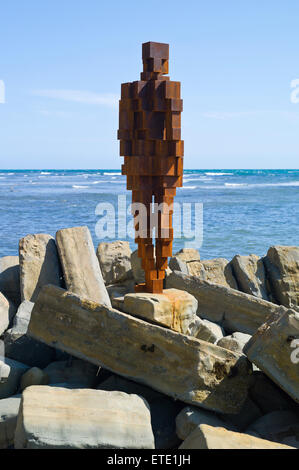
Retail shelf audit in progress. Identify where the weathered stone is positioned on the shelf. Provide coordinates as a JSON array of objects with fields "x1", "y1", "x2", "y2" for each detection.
[
  {"x1": 200, "y1": 258, "x2": 238, "y2": 289},
  {"x1": 217, "y1": 336, "x2": 244, "y2": 354},
  {"x1": 244, "y1": 307, "x2": 299, "y2": 403},
  {"x1": 176, "y1": 406, "x2": 233, "y2": 440},
  {"x1": 0, "y1": 394, "x2": 21, "y2": 448},
  {"x1": 232, "y1": 254, "x2": 269, "y2": 300},
  {"x1": 168, "y1": 256, "x2": 189, "y2": 275},
  {"x1": 14, "y1": 386, "x2": 154, "y2": 449},
  {"x1": 246, "y1": 411, "x2": 299, "y2": 448},
  {"x1": 169, "y1": 249, "x2": 203, "y2": 278},
  {"x1": 166, "y1": 271, "x2": 283, "y2": 334},
  {"x1": 220, "y1": 396, "x2": 263, "y2": 431},
  {"x1": 3, "y1": 300, "x2": 55, "y2": 368},
  {"x1": 19, "y1": 233, "x2": 62, "y2": 302},
  {"x1": 97, "y1": 373, "x2": 182, "y2": 448},
  {"x1": 195, "y1": 319, "x2": 224, "y2": 344},
  {"x1": 179, "y1": 423, "x2": 295, "y2": 449},
  {"x1": 43, "y1": 359, "x2": 99, "y2": 388},
  {"x1": 131, "y1": 249, "x2": 145, "y2": 284},
  {"x1": 0, "y1": 292, "x2": 16, "y2": 336},
  {"x1": 56, "y1": 226, "x2": 111, "y2": 307},
  {"x1": 96, "y1": 241, "x2": 132, "y2": 285},
  {"x1": 0, "y1": 358, "x2": 29, "y2": 399},
  {"x1": 249, "y1": 371, "x2": 295, "y2": 414},
  {"x1": 0, "y1": 256, "x2": 21, "y2": 306},
  {"x1": 231, "y1": 332, "x2": 252, "y2": 350},
  {"x1": 28, "y1": 284, "x2": 253, "y2": 414},
  {"x1": 174, "y1": 248, "x2": 201, "y2": 263},
  {"x1": 106, "y1": 279, "x2": 135, "y2": 304},
  {"x1": 20, "y1": 367, "x2": 49, "y2": 391},
  {"x1": 123, "y1": 288, "x2": 199, "y2": 335},
  {"x1": 264, "y1": 246, "x2": 299, "y2": 310}
]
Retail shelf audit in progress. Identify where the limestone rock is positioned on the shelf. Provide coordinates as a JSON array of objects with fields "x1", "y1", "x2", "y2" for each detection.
[
  {"x1": 195, "y1": 319, "x2": 224, "y2": 344},
  {"x1": 168, "y1": 256, "x2": 189, "y2": 275},
  {"x1": 20, "y1": 367, "x2": 49, "y2": 391},
  {"x1": 220, "y1": 396, "x2": 263, "y2": 431},
  {"x1": 0, "y1": 256, "x2": 21, "y2": 306},
  {"x1": 166, "y1": 271, "x2": 283, "y2": 334},
  {"x1": 200, "y1": 258, "x2": 238, "y2": 289},
  {"x1": 169, "y1": 248, "x2": 202, "y2": 277},
  {"x1": 96, "y1": 241, "x2": 132, "y2": 285},
  {"x1": 14, "y1": 386, "x2": 155, "y2": 449},
  {"x1": 249, "y1": 371, "x2": 296, "y2": 414},
  {"x1": 0, "y1": 292, "x2": 16, "y2": 336},
  {"x1": 0, "y1": 394, "x2": 21, "y2": 448},
  {"x1": 217, "y1": 336, "x2": 244, "y2": 354},
  {"x1": 176, "y1": 406, "x2": 233, "y2": 440},
  {"x1": 174, "y1": 248, "x2": 201, "y2": 263},
  {"x1": 131, "y1": 250, "x2": 145, "y2": 284},
  {"x1": 3, "y1": 300, "x2": 55, "y2": 368},
  {"x1": 19, "y1": 233, "x2": 62, "y2": 302},
  {"x1": 123, "y1": 288, "x2": 199, "y2": 335},
  {"x1": 179, "y1": 423, "x2": 295, "y2": 449},
  {"x1": 244, "y1": 307, "x2": 299, "y2": 403},
  {"x1": 232, "y1": 254, "x2": 269, "y2": 300},
  {"x1": 0, "y1": 358, "x2": 29, "y2": 399},
  {"x1": 246, "y1": 411, "x2": 299, "y2": 448},
  {"x1": 264, "y1": 246, "x2": 299, "y2": 310},
  {"x1": 56, "y1": 226, "x2": 111, "y2": 307},
  {"x1": 28, "y1": 284, "x2": 253, "y2": 414},
  {"x1": 106, "y1": 279, "x2": 135, "y2": 304},
  {"x1": 43, "y1": 359, "x2": 99, "y2": 388}
]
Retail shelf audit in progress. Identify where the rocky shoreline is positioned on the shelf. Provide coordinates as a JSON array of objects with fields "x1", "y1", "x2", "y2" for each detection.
[{"x1": 0, "y1": 226, "x2": 298, "y2": 449}]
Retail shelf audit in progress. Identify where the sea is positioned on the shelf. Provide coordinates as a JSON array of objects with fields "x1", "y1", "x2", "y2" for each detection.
[{"x1": 0, "y1": 169, "x2": 298, "y2": 260}]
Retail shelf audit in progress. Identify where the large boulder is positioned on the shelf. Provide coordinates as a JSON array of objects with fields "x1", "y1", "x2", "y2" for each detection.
[
  {"x1": 246, "y1": 410, "x2": 299, "y2": 448},
  {"x1": 200, "y1": 258, "x2": 238, "y2": 290},
  {"x1": 0, "y1": 358, "x2": 29, "y2": 399},
  {"x1": 14, "y1": 386, "x2": 155, "y2": 449},
  {"x1": 244, "y1": 307, "x2": 299, "y2": 403},
  {"x1": 179, "y1": 424, "x2": 295, "y2": 449},
  {"x1": 43, "y1": 359, "x2": 99, "y2": 388},
  {"x1": 0, "y1": 292, "x2": 16, "y2": 336},
  {"x1": 28, "y1": 284, "x2": 253, "y2": 415},
  {"x1": 195, "y1": 319, "x2": 224, "y2": 344},
  {"x1": 176, "y1": 406, "x2": 233, "y2": 441},
  {"x1": 169, "y1": 249, "x2": 202, "y2": 277},
  {"x1": 0, "y1": 256, "x2": 21, "y2": 306},
  {"x1": 264, "y1": 246, "x2": 299, "y2": 310},
  {"x1": 3, "y1": 300, "x2": 55, "y2": 368},
  {"x1": 217, "y1": 332, "x2": 252, "y2": 355},
  {"x1": 0, "y1": 394, "x2": 21, "y2": 448},
  {"x1": 19, "y1": 234, "x2": 62, "y2": 302},
  {"x1": 96, "y1": 241, "x2": 132, "y2": 285},
  {"x1": 56, "y1": 226, "x2": 111, "y2": 307},
  {"x1": 123, "y1": 289, "x2": 199, "y2": 335},
  {"x1": 232, "y1": 254, "x2": 269, "y2": 300},
  {"x1": 166, "y1": 271, "x2": 283, "y2": 334},
  {"x1": 20, "y1": 367, "x2": 49, "y2": 391},
  {"x1": 131, "y1": 250, "x2": 145, "y2": 284}
]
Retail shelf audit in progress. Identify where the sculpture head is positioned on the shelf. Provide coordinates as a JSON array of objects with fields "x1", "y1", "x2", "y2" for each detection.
[{"x1": 142, "y1": 41, "x2": 169, "y2": 75}]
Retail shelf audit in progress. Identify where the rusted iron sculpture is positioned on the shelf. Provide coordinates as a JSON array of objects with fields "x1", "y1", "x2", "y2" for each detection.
[{"x1": 118, "y1": 41, "x2": 183, "y2": 293}]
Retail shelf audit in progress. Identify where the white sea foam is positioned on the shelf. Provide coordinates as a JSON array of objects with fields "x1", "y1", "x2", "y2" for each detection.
[
  {"x1": 103, "y1": 172, "x2": 121, "y2": 175},
  {"x1": 40, "y1": 172, "x2": 51, "y2": 175},
  {"x1": 91, "y1": 180, "x2": 104, "y2": 184},
  {"x1": 225, "y1": 181, "x2": 299, "y2": 188},
  {"x1": 72, "y1": 185, "x2": 89, "y2": 189},
  {"x1": 205, "y1": 172, "x2": 233, "y2": 176},
  {"x1": 180, "y1": 185, "x2": 197, "y2": 190}
]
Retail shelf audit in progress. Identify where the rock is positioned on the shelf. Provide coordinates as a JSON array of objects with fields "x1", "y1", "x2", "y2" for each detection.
[
  {"x1": 96, "y1": 241, "x2": 132, "y2": 285},
  {"x1": 0, "y1": 358, "x2": 29, "y2": 399},
  {"x1": 0, "y1": 292, "x2": 16, "y2": 336},
  {"x1": 249, "y1": 371, "x2": 296, "y2": 414},
  {"x1": 195, "y1": 319, "x2": 224, "y2": 344},
  {"x1": 231, "y1": 332, "x2": 252, "y2": 350},
  {"x1": 106, "y1": 279, "x2": 135, "y2": 303},
  {"x1": 56, "y1": 226, "x2": 111, "y2": 307},
  {"x1": 176, "y1": 406, "x2": 233, "y2": 440},
  {"x1": 28, "y1": 284, "x2": 253, "y2": 414},
  {"x1": 217, "y1": 336, "x2": 244, "y2": 354},
  {"x1": 14, "y1": 386, "x2": 155, "y2": 449},
  {"x1": 179, "y1": 423, "x2": 295, "y2": 449},
  {"x1": 0, "y1": 394, "x2": 21, "y2": 448},
  {"x1": 244, "y1": 307, "x2": 299, "y2": 403},
  {"x1": 131, "y1": 250, "x2": 145, "y2": 284},
  {"x1": 246, "y1": 410, "x2": 299, "y2": 448},
  {"x1": 169, "y1": 248, "x2": 202, "y2": 276},
  {"x1": 43, "y1": 359, "x2": 99, "y2": 388},
  {"x1": 264, "y1": 246, "x2": 299, "y2": 310},
  {"x1": 3, "y1": 300, "x2": 55, "y2": 368},
  {"x1": 200, "y1": 258, "x2": 238, "y2": 289},
  {"x1": 166, "y1": 271, "x2": 285, "y2": 334},
  {"x1": 232, "y1": 254, "x2": 269, "y2": 300},
  {"x1": 0, "y1": 256, "x2": 21, "y2": 306},
  {"x1": 97, "y1": 373, "x2": 182, "y2": 448},
  {"x1": 168, "y1": 256, "x2": 189, "y2": 275},
  {"x1": 123, "y1": 288, "x2": 199, "y2": 335},
  {"x1": 20, "y1": 367, "x2": 49, "y2": 391},
  {"x1": 174, "y1": 248, "x2": 201, "y2": 263},
  {"x1": 19, "y1": 233, "x2": 62, "y2": 302},
  {"x1": 220, "y1": 396, "x2": 263, "y2": 431}
]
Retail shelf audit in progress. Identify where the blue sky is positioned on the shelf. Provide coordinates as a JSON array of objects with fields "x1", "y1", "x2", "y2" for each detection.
[{"x1": 0, "y1": 0, "x2": 298, "y2": 169}]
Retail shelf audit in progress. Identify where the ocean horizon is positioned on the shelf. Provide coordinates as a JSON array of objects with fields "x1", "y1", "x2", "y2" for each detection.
[{"x1": 1, "y1": 168, "x2": 298, "y2": 260}]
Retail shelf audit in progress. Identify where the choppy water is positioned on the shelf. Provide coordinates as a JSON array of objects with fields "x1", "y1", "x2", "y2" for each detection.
[{"x1": 0, "y1": 169, "x2": 298, "y2": 260}]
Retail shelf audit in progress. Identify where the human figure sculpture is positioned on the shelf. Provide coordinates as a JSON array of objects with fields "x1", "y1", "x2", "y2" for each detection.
[{"x1": 118, "y1": 41, "x2": 183, "y2": 293}]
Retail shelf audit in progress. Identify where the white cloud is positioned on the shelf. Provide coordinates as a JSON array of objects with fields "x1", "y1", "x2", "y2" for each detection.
[
  {"x1": 0, "y1": 80, "x2": 5, "y2": 104},
  {"x1": 32, "y1": 89, "x2": 118, "y2": 108}
]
